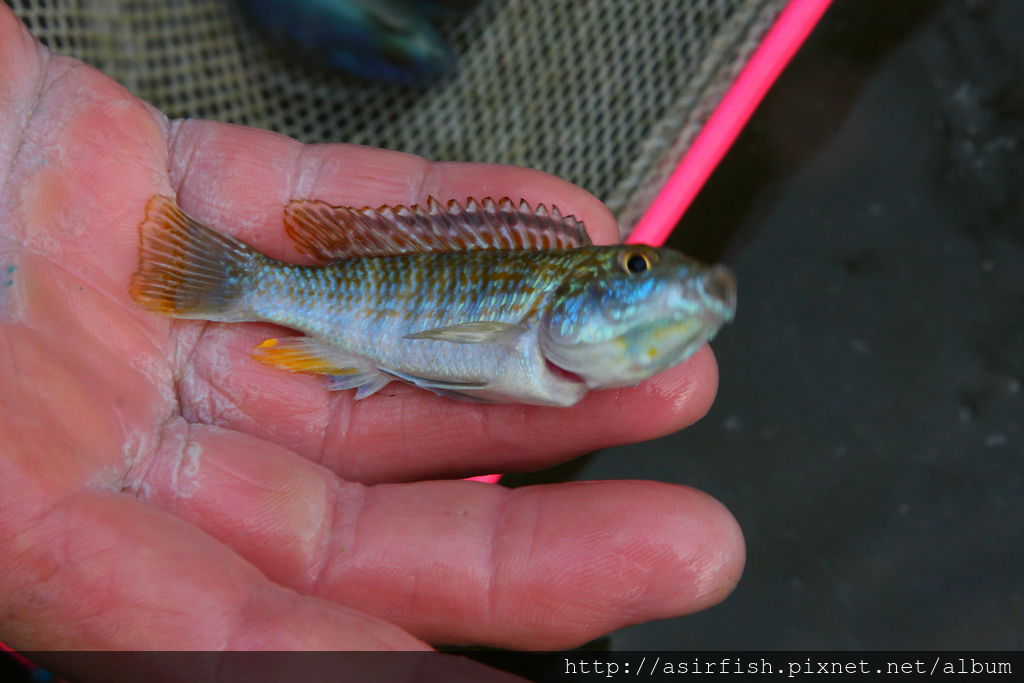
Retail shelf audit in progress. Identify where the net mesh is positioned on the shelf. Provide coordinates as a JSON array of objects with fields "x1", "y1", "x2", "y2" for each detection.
[{"x1": 8, "y1": 0, "x2": 786, "y2": 237}]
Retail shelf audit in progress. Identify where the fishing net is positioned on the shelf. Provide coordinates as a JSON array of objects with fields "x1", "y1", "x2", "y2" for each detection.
[{"x1": 7, "y1": 0, "x2": 788, "y2": 237}]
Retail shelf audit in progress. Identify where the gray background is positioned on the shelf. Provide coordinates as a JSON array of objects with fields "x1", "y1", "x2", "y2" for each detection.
[{"x1": 511, "y1": 0, "x2": 1023, "y2": 650}]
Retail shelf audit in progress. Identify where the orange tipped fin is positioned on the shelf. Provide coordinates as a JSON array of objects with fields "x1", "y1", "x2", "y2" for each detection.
[
  {"x1": 253, "y1": 336, "x2": 362, "y2": 375},
  {"x1": 253, "y1": 336, "x2": 392, "y2": 399},
  {"x1": 283, "y1": 196, "x2": 591, "y2": 262},
  {"x1": 130, "y1": 195, "x2": 260, "y2": 321}
]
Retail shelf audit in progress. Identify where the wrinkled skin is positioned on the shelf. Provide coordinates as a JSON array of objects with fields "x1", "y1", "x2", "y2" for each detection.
[{"x1": 0, "y1": 4, "x2": 743, "y2": 675}]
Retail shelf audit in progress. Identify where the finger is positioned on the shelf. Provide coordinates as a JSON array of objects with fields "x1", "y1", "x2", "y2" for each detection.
[
  {"x1": 136, "y1": 420, "x2": 745, "y2": 649},
  {"x1": 0, "y1": 5, "x2": 46, "y2": 184},
  {"x1": 1, "y1": 488, "x2": 427, "y2": 650},
  {"x1": 4, "y1": 43, "x2": 168, "y2": 297},
  {"x1": 177, "y1": 320, "x2": 717, "y2": 482},
  {"x1": 166, "y1": 119, "x2": 621, "y2": 261},
  {"x1": 37, "y1": 651, "x2": 523, "y2": 683}
]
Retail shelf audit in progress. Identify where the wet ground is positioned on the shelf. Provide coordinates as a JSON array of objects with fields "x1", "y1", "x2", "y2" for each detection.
[{"x1": 511, "y1": 0, "x2": 1023, "y2": 651}]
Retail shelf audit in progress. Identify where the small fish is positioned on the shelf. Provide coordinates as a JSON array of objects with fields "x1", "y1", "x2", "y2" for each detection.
[
  {"x1": 237, "y1": 0, "x2": 456, "y2": 84},
  {"x1": 416, "y1": 0, "x2": 482, "y2": 20},
  {"x1": 130, "y1": 195, "x2": 736, "y2": 406}
]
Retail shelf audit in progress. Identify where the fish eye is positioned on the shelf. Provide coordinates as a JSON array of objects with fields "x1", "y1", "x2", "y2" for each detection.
[{"x1": 619, "y1": 249, "x2": 655, "y2": 274}]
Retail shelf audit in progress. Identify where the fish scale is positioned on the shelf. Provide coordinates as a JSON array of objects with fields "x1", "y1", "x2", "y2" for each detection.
[
  {"x1": 130, "y1": 195, "x2": 736, "y2": 406},
  {"x1": 249, "y1": 250, "x2": 565, "y2": 382}
]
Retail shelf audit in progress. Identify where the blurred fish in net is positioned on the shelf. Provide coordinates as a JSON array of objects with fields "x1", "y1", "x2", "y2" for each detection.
[{"x1": 236, "y1": 0, "x2": 474, "y2": 84}]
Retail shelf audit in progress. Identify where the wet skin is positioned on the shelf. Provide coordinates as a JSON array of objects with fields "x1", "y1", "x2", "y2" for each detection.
[{"x1": 0, "y1": 3, "x2": 743, "y2": 665}]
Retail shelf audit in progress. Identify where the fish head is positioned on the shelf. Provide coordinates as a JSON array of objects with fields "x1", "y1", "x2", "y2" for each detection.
[{"x1": 540, "y1": 245, "x2": 737, "y2": 389}]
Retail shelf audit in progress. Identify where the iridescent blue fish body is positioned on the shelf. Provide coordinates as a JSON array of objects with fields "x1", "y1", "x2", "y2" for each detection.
[{"x1": 130, "y1": 196, "x2": 736, "y2": 406}]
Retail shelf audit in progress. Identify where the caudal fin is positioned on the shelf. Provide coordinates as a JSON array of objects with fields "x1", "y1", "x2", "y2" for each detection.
[{"x1": 130, "y1": 195, "x2": 261, "y2": 321}]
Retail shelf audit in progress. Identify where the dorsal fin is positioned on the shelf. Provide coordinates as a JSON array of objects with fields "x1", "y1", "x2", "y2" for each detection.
[{"x1": 283, "y1": 196, "x2": 591, "y2": 262}]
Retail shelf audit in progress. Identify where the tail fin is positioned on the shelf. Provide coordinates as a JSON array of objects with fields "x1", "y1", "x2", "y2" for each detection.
[{"x1": 130, "y1": 195, "x2": 261, "y2": 321}]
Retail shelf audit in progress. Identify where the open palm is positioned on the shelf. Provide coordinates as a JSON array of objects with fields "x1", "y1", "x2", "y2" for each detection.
[{"x1": 0, "y1": 5, "x2": 743, "y2": 657}]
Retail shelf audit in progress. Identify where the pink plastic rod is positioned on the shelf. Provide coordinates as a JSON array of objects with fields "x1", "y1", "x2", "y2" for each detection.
[
  {"x1": 467, "y1": 474, "x2": 502, "y2": 484},
  {"x1": 468, "y1": 0, "x2": 830, "y2": 487},
  {"x1": 628, "y1": 0, "x2": 832, "y2": 247}
]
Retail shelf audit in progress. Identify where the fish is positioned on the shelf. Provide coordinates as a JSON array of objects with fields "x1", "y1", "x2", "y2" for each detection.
[
  {"x1": 416, "y1": 0, "x2": 483, "y2": 20},
  {"x1": 237, "y1": 0, "x2": 456, "y2": 84},
  {"x1": 130, "y1": 195, "x2": 736, "y2": 407}
]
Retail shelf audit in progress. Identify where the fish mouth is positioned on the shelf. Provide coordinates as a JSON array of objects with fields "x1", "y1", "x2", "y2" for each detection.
[
  {"x1": 700, "y1": 265, "x2": 738, "y2": 321},
  {"x1": 545, "y1": 358, "x2": 587, "y2": 384}
]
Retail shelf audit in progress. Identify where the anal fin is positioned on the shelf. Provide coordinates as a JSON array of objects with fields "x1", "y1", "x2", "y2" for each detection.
[
  {"x1": 385, "y1": 367, "x2": 493, "y2": 401},
  {"x1": 325, "y1": 370, "x2": 392, "y2": 400}
]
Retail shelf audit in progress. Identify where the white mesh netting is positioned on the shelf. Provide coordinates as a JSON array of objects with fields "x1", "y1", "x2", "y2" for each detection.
[{"x1": 8, "y1": 0, "x2": 786, "y2": 236}]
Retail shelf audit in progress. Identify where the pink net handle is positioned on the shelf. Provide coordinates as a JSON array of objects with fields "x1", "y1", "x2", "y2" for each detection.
[
  {"x1": 469, "y1": 0, "x2": 831, "y2": 486},
  {"x1": 627, "y1": 0, "x2": 833, "y2": 247}
]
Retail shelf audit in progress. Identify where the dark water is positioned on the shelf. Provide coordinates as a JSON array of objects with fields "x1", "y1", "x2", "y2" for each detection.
[{"x1": 516, "y1": 0, "x2": 1024, "y2": 650}]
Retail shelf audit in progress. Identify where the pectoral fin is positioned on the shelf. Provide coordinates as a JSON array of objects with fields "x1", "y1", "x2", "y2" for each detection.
[{"x1": 404, "y1": 321, "x2": 523, "y2": 344}]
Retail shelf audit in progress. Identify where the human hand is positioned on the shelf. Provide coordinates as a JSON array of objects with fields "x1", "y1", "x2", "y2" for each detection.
[{"x1": 0, "y1": 3, "x2": 743, "y2": 662}]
